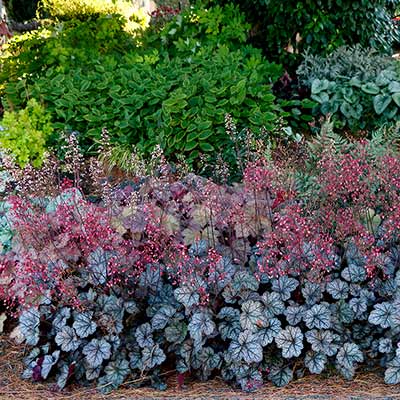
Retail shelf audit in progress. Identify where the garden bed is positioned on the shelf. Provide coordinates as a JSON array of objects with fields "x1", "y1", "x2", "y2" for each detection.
[{"x1": 2, "y1": 335, "x2": 400, "y2": 400}]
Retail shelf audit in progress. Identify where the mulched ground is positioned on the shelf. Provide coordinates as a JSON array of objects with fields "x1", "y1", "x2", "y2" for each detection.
[{"x1": 2, "y1": 336, "x2": 400, "y2": 400}]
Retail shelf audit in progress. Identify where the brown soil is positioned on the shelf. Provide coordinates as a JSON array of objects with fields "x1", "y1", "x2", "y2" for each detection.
[{"x1": 2, "y1": 335, "x2": 400, "y2": 400}]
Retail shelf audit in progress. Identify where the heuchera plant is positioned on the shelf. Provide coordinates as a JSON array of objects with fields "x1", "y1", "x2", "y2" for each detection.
[{"x1": 1, "y1": 137, "x2": 400, "y2": 392}]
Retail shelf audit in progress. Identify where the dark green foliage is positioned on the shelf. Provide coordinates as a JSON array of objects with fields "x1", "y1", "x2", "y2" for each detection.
[
  {"x1": 208, "y1": 0, "x2": 400, "y2": 68},
  {"x1": 4, "y1": 0, "x2": 39, "y2": 22}
]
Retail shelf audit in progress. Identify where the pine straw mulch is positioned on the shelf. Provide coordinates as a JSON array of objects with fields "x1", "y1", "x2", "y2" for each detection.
[{"x1": 2, "y1": 336, "x2": 400, "y2": 400}]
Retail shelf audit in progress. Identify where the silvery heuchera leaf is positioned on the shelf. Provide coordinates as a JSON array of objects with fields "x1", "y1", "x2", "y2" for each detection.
[
  {"x1": 305, "y1": 329, "x2": 338, "y2": 356},
  {"x1": 384, "y1": 247, "x2": 400, "y2": 277},
  {"x1": 165, "y1": 320, "x2": 187, "y2": 344},
  {"x1": 337, "y1": 363, "x2": 356, "y2": 381},
  {"x1": 217, "y1": 307, "x2": 241, "y2": 340},
  {"x1": 188, "y1": 311, "x2": 216, "y2": 348},
  {"x1": 326, "y1": 279, "x2": 349, "y2": 300},
  {"x1": 98, "y1": 358, "x2": 130, "y2": 392},
  {"x1": 232, "y1": 271, "x2": 259, "y2": 292},
  {"x1": 19, "y1": 308, "x2": 41, "y2": 346},
  {"x1": 141, "y1": 344, "x2": 166, "y2": 370},
  {"x1": 73, "y1": 311, "x2": 97, "y2": 338},
  {"x1": 139, "y1": 263, "x2": 164, "y2": 291},
  {"x1": 285, "y1": 304, "x2": 305, "y2": 326},
  {"x1": 82, "y1": 338, "x2": 111, "y2": 368},
  {"x1": 174, "y1": 285, "x2": 200, "y2": 308},
  {"x1": 336, "y1": 343, "x2": 363, "y2": 370},
  {"x1": 336, "y1": 301, "x2": 355, "y2": 324},
  {"x1": 45, "y1": 188, "x2": 83, "y2": 213},
  {"x1": 229, "y1": 330, "x2": 263, "y2": 363},
  {"x1": 240, "y1": 300, "x2": 266, "y2": 331},
  {"x1": 304, "y1": 304, "x2": 331, "y2": 329},
  {"x1": 192, "y1": 347, "x2": 221, "y2": 374},
  {"x1": 41, "y1": 350, "x2": 60, "y2": 379},
  {"x1": 56, "y1": 364, "x2": 70, "y2": 389},
  {"x1": 151, "y1": 305, "x2": 176, "y2": 330},
  {"x1": 385, "y1": 357, "x2": 400, "y2": 384},
  {"x1": 55, "y1": 326, "x2": 81, "y2": 352},
  {"x1": 124, "y1": 300, "x2": 139, "y2": 315},
  {"x1": 268, "y1": 366, "x2": 293, "y2": 387},
  {"x1": 305, "y1": 351, "x2": 327, "y2": 374},
  {"x1": 85, "y1": 364, "x2": 102, "y2": 381},
  {"x1": 105, "y1": 334, "x2": 121, "y2": 352},
  {"x1": 88, "y1": 247, "x2": 112, "y2": 285},
  {"x1": 129, "y1": 348, "x2": 143, "y2": 370},
  {"x1": 52, "y1": 307, "x2": 71, "y2": 333},
  {"x1": 341, "y1": 262, "x2": 366, "y2": 283},
  {"x1": 24, "y1": 348, "x2": 40, "y2": 367},
  {"x1": 349, "y1": 297, "x2": 367, "y2": 318},
  {"x1": 302, "y1": 282, "x2": 323, "y2": 305},
  {"x1": 208, "y1": 256, "x2": 237, "y2": 290},
  {"x1": 257, "y1": 318, "x2": 281, "y2": 346},
  {"x1": 136, "y1": 323, "x2": 154, "y2": 348},
  {"x1": 272, "y1": 276, "x2": 299, "y2": 301},
  {"x1": 369, "y1": 302, "x2": 395, "y2": 328},
  {"x1": 275, "y1": 326, "x2": 304, "y2": 358},
  {"x1": 379, "y1": 338, "x2": 393, "y2": 354},
  {"x1": 261, "y1": 292, "x2": 285, "y2": 318},
  {"x1": 98, "y1": 294, "x2": 124, "y2": 320},
  {"x1": 189, "y1": 239, "x2": 209, "y2": 257}
]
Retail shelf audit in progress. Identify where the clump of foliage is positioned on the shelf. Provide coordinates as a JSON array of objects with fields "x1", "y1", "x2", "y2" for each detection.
[
  {"x1": 6, "y1": 46, "x2": 282, "y2": 165},
  {"x1": 208, "y1": 0, "x2": 400, "y2": 68},
  {"x1": 0, "y1": 99, "x2": 53, "y2": 167},
  {"x1": 296, "y1": 46, "x2": 400, "y2": 130},
  {"x1": 2, "y1": 136, "x2": 400, "y2": 392}
]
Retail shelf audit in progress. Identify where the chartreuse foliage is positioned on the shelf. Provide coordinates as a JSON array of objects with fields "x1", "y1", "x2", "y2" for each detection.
[{"x1": 0, "y1": 99, "x2": 53, "y2": 167}]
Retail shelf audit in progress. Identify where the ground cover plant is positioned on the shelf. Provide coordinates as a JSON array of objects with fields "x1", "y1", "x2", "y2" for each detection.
[{"x1": 1, "y1": 130, "x2": 400, "y2": 392}]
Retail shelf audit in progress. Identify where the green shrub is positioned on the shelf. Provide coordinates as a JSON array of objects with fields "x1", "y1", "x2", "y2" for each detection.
[
  {"x1": 208, "y1": 0, "x2": 400, "y2": 67},
  {"x1": 0, "y1": 99, "x2": 53, "y2": 167},
  {"x1": 0, "y1": 15, "x2": 138, "y2": 105},
  {"x1": 10, "y1": 46, "x2": 282, "y2": 164}
]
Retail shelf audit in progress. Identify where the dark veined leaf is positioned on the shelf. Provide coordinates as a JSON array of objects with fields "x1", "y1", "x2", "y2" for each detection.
[
  {"x1": 232, "y1": 271, "x2": 259, "y2": 292},
  {"x1": 98, "y1": 358, "x2": 130, "y2": 393},
  {"x1": 86, "y1": 364, "x2": 102, "y2": 381},
  {"x1": 174, "y1": 284, "x2": 200, "y2": 308},
  {"x1": 52, "y1": 307, "x2": 71, "y2": 333},
  {"x1": 165, "y1": 320, "x2": 187, "y2": 344},
  {"x1": 238, "y1": 369, "x2": 263, "y2": 392},
  {"x1": 136, "y1": 323, "x2": 154, "y2": 348},
  {"x1": 88, "y1": 247, "x2": 112, "y2": 285},
  {"x1": 385, "y1": 357, "x2": 400, "y2": 384},
  {"x1": 151, "y1": 305, "x2": 176, "y2": 330},
  {"x1": 82, "y1": 338, "x2": 111, "y2": 368},
  {"x1": 285, "y1": 304, "x2": 305, "y2": 326},
  {"x1": 189, "y1": 239, "x2": 209, "y2": 257},
  {"x1": 41, "y1": 351, "x2": 60, "y2": 379},
  {"x1": 217, "y1": 307, "x2": 241, "y2": 340},
  {"x1": 275, "y1": 326, "x2": 304, "y2": 358},
  {"x1": 56, "y1": 364, "x2": 71, "y2": 390},
  {"x1": 341, "y1": 263, "x2": 366, "y2": 283},
  {"x1": 302, "y1": 282, "x2": 323, "y2": 305},
  {"x1": 326, "y1": 279, "x2": 349, "y2": 300},
  {"x1": 261, "y1": 291, "x2": 285, "y2": 318},
  {"x1": 268, "y1": 366, "x2": 293, "y2": 387},
  {"x1": 124, "y1": 300, "x2": 139, "y2": 315},
  {"x1": 188, "y1": 311, "x2": 215, "y2": 347},
  {"x1": 336, "y1": 343, "x2": 363, "y2": 370},
  {"x1": 129, "y1": 348, "x2": 143, "y2": 370},
  {"x1": 378, "y1": 338, "x2": 392, "y2": 354},
  {"x1": 305, "y1": 351, "x2": 327, "y2": 374},
  {"x1": 141, "y1": 344, "x2": 166, "y2": 370},
  {"x1": 305, "y1": 329, "x2": 338, "y2": 356},
  {"x1": 240, "y1": 300, "x2": 266, "y2": 331},
  {"x1": 73, "y1": 311, "x2": 97, "y2": 338},
  {"x1": 55, "y1": 326, "x2": 81, "y2": 352},
  {"x1": 369, "y1": 302, "x2": 395, "y2": 329},
  {"x1": 272, "y1": 276, "x2": 299, "y2": 301},
  {"x1": 192, "y1": 347, "x2": 221, "y2": 374},
  {"x1": 19, "y1": 308, "x2": 40, "y2": 346},
  {"x1": 349, "y1": 297, "x2": 367, "y2": 317},
  {"x1": 304, "y1": 304, "x2": 331, "y2": 329},
  {"x1": 229, "y1": 330, "x2": 263, "y2": 364},
  {"x1": 336, "y1": 301, "x2": 355, "y2": 324},
  {"x1": 257, "y1": 318, "x2": 281, "y2": 346}
]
